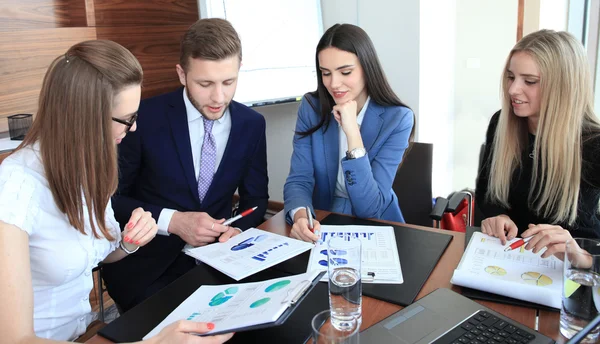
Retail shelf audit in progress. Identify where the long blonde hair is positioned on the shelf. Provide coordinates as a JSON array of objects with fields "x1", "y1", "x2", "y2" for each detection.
[
  {"x1": 19, "y1": 40, "x2": 143, "y2": 240},
  {"x1": 488, "y1": 30, "x2": 600, "y2": 225}
]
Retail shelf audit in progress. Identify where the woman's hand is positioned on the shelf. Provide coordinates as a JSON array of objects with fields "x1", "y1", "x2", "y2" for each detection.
[
  {"x1": 332, "y1": 100, "x2": 359, "y2": 136},
  {"x1": 290, "y1": 209, "x2": 319, "y2": 243},
  {"x1": 521, "y1": 224, "x2": 573, "y2": 259},
  {"x1": 122, "y1": 207, "x2": 158, "y2": 247},
  {"x1": 481, "y1": 214, "x2": 518, "y2": 245},
  {"x1": 150, "y1": 321, "x2": 233, "y2": 344}
]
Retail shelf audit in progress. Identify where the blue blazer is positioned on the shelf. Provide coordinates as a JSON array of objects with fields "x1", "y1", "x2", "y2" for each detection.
[
  {"x1": 284, "y1": 95, "x2": 413, "y2": 223},
  {"x1": 103, "y1": 88, "x2": 269, "y2": 307}
]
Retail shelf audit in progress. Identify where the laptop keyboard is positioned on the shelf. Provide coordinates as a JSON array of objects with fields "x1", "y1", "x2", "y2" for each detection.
[{"x1": 432, "y1": 310, "x2": 537, "y2": 344}]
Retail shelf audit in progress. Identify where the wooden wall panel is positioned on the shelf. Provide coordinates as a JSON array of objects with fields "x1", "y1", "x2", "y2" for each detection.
[
  {"x1": 92, "y1": 0, "x2": 198, "y2": 26},
  {"x1": 0, "y1": 28, "x2": 97, "y2": 132},
  {"x1": 97, "y1": 25, "x2": 189, "y2": 99},
  {"x1": 0, "y1": 0, "x2": 87, "y2": 30}
]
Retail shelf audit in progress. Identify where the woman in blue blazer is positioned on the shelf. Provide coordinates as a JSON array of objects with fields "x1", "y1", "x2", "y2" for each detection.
[{"x1": 284, "y1": 23, "x2": 415, "y2": 242}]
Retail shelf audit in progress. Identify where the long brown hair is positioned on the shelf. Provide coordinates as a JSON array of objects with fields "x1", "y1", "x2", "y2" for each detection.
[
  {"x1": 19, "y1": 40, "x2": 143, "y2": 240},
  {"x1": 488, "y1": 30, "x2": 600, "y2": 225}
]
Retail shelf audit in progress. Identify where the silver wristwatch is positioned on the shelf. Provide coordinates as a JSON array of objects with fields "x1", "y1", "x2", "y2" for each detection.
[
  {"x1": 346, "y1": 147, "x2": 366, "y2": 159},
  {"x1": 120, "y1": 240, "x2": 139, "y2": 254}
]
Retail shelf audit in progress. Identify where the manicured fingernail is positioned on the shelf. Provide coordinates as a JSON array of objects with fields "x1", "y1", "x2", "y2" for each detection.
[
  {"x1": 207, "y1": 323, "x2": 215, "y2": 330},
  {"x1": 124, "y1": 236, "x2": 130, "y2": 242},
  {"x1": 135, "y1": 241, "x2": 140, "y2": 245},
  {"x1": 127, "y1": 222, "x2": 133, "y2": 229}
]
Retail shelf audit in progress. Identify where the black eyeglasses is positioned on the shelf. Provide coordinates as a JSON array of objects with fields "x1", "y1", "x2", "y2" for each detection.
[{"x1": 112, "y1": 113, "x2": 138, "y2": 132}]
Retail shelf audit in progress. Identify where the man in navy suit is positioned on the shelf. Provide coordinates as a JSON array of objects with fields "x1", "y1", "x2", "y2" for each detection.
[{"x1": 102, "y1": 18, "x2": 269, "y2": 312}]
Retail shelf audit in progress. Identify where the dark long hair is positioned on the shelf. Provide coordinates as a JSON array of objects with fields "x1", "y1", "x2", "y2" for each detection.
[{"x1": 299, "y1": 23, "x2": 415, "y2": 140}]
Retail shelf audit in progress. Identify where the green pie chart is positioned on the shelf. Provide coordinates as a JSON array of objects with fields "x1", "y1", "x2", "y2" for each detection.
[
  {"x1": 250, "y1": 297, "x2": 271, "y2": 308},
  {"x1": 209, "y1": 286, "x2": 239, "y2": 306},
  {"x1": 265, "y1": 280, "x2": 291, "y2": 293}
]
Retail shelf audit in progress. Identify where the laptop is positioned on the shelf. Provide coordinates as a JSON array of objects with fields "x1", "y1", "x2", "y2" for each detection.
[{"x1": 361, "y1": 288, "x2": 562, "y2": 344}]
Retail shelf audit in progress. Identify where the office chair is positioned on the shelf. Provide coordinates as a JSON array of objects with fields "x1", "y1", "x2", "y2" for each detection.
[
  {"x1": 92, "y1": 263, "x2": 107, "y2": 322},
  {"x1": 393, "y1": 142, "x2": 434, "y2": 227},
  {"x1": 434, "y1": 143, "x2": 487, "y2": 231}
]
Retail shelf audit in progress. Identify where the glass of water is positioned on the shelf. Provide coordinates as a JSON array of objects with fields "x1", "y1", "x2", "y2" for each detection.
[
  {"x1": 327, "y1": 236, "x2": 362, "y2": 331},
  {"x1": 312, "y1": 309, "x2": 359, "y2": 344},
  {"x1": 560, "y1": 238, "x2": 600, "y2": 343}
]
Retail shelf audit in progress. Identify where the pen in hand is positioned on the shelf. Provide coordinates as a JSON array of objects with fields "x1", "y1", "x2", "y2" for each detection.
[
  {"x1": 504, "y1": 236, "x2": 533, "y2": 251},
  {"x1": 305, "y1": 206, "x2": 320, "y2": 244}
]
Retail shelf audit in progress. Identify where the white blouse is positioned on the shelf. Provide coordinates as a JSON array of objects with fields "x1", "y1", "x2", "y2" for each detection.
[{"x1": 0, "y1": 144, "x2": 121, "y2": 341}]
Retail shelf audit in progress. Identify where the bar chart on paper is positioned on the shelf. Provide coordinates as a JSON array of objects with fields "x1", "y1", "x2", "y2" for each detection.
[
  {"x1": 186, "y1": 228, "x2": 313, "y2": 280},
  {"x1": 307, "y1": 225, "x2": 404, "y2": 284}
]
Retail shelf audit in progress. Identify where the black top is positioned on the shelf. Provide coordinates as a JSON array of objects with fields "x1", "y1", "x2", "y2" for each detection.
[{"x1": 476, "y1": 111, "x2": 600, "y2": 238}]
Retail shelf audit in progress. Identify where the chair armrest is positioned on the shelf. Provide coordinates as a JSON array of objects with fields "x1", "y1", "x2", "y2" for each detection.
[{"x1": 430, "y1": 197, "x2": 449, "y2": 221}]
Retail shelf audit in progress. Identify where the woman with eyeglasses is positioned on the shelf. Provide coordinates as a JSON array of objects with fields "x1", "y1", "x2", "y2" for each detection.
[{"x1": 0, "y1": 40, "x2": 233, "y2": 343}]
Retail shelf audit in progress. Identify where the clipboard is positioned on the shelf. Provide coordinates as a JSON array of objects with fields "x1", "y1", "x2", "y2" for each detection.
[
  {"x1": 99, "y1": 264, "x2": 330, "y2": 344},
  {"x1": 272, "y1": 213, "x2": 453, "y2": 306},
  {"x1": 205, "y1": 271, "x2": 326, "y2": 336}
]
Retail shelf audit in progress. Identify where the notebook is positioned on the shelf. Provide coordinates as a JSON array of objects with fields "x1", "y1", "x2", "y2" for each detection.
[{"x1": 451, "y1": 231, "x2": 563, "y2": 309}]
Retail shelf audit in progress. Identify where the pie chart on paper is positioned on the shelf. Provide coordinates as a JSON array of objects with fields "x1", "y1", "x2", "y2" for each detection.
[
  {"x1": 521, "y1": 272, "x2": 553, "y2": 286},
  {"x1": 484, "y1": 266, "x2": 507, "y2": 276}
]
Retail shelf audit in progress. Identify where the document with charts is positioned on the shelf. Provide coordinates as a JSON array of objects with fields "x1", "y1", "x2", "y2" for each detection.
[
  {"x1": 186, "y1": 228, "x2": 313, "y2": 280},
  {"x1": 143, "y1": 270, "x2": 322, "y2": 339},
  {"x1": 451, "y1": 232, "x2": 563, "y2": 308},
  {"x1": 306, "y1": 225, "x2": 403, "y2": 284}
]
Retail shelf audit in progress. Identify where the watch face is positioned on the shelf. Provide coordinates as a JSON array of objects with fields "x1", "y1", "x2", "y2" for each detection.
[{"x1": 347, "y1": 148, "x2": 366, "y2": 159}]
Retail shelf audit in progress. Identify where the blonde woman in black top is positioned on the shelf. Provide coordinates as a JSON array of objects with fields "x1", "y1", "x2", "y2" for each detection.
[{"x1": 476, "y1": 30, "x2": 600, "y2": 259}]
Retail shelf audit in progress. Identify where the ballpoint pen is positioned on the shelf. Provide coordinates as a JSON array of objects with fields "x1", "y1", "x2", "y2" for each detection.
[
  {"x1": 223, "y1": 206, "x2": 258, "y2": 226},
  {"x1": 306, "y1": 205, "x2": 320, "y2": 243},
  {"x1": 182, "y1": 206, "x2": 257, "y2": 252},
  {"x1": 504, "y1": 236, "x2": 533, "y2": 251}
]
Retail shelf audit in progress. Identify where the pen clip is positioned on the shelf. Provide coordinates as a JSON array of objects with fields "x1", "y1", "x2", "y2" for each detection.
[
  {"x1": 281, "y1": 280, "x2": 310, "y2": 306},
  {"x1": 361, "y1": 272, "x2": 376, "y2": 283}
]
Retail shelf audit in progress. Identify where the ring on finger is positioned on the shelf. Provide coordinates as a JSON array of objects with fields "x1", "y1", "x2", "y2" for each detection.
[{"x1": 211, "y1": 222, "x2": 215, "y2": 230}]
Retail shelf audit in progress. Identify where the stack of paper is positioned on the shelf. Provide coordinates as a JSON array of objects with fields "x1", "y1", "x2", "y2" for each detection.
[
  {"x1": 143, "y1": 270, "x2": 321, "y2": 339},
  {"x1": 451, "y1": 232, "x2": 563, "y2": 309},
  {"x1": 306, "y1": 225, "x2": 404, "y2": 284},
  {"x1": 186, "y1": 228, "x2": 313, "y2": 280}
]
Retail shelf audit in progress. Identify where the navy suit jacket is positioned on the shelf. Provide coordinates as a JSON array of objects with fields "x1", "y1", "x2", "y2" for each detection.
[{"x1": 103, "y1": 88, "x2": 269, "y2": 307}]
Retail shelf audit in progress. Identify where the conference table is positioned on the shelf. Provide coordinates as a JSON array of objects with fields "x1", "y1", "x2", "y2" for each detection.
[{"x1": 87, "y1": 210, "x2": 564, "y2": 343}]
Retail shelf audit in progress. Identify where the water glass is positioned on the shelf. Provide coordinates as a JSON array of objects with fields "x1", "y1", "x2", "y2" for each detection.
[
  {"x1": 312, "y1": 310, "x2": 359, "y2": 344},
  {"x1": 327, "y1": 236, "x2": 362, "y2": 331},
  {"x1": 560, "y1": 238, "x2": 600, "y2": 343}
]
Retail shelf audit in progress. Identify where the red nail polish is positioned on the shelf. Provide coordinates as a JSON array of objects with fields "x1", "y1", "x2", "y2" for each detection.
[
  {"x1": 207, "y1": 323, "x2": 215, "y2": 330},
  {"x1": 124, "y1": 236, "x2": 129, "y2": 242},
  {"x1": 127, "y1": 223, "x2": 133, "y2": 229},
  {"x1": 135, "y1": 241, "x2": 140, "y2": 245}
]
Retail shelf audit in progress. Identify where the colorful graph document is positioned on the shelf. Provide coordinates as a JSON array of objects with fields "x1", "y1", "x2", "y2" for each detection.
[
  {"x1": 306, "y1": 225, "x2": 403, "y2": 284},
  {"x1": 143, "y1": 270, "x2": 322, "y2": 339},
  {"x1": 186, "y1": 228, "x2": 314, "y2": 281},
  {"x1": 451, "y1": 232, "x2": 563, "y2": 308}
]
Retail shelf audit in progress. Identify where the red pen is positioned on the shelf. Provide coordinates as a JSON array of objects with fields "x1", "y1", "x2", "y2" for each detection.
[
  {"x1": 223, "y1": 206, "x2": 258, "y2": 226},
  {"x1": 504, "y1": 237, "x2": 533, "y2": 251}
]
